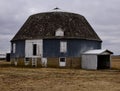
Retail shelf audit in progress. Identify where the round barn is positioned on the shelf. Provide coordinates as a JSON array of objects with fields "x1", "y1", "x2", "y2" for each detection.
[{"x1": 10, "y1": 8, "x2": 102, "y2": 68}]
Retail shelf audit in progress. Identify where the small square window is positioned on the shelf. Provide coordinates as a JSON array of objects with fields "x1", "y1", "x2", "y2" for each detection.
[{"x1": 60, "y1": 58, "x2": 65, "y2": 62}]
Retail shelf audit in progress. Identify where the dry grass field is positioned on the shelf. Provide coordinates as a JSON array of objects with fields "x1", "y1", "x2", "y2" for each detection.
[{"x1": 0, "y1": 56, "x2": 120, "y2": 91}]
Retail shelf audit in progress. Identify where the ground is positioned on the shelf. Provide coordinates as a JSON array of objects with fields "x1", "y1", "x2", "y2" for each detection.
[{"x1": 0, "y1": 56, "x2": 120, "y2": 91}]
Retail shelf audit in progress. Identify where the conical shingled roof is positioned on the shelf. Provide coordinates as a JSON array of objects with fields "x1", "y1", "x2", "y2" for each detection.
[{"x1": 11, "y1": 9, "x2": 102, "y2": 41}]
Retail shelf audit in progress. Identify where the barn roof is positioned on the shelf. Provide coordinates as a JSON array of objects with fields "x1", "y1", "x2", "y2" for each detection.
[
  {"x1": 11, "y1": 8, "x2": 102, "y2": 42},
  {"x1": 83, "y1": 49, "x2": 113, "y2": 55}
]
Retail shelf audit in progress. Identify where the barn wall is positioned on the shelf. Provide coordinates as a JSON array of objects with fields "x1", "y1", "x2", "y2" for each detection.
[
  {"x1": 11, "y1": 57, "x2": 42, "y2": 67},
  {"x1": 47, "y1": 58, "x2": 59, "y2": 68},
  {"x1": 66, "y1": 57, "x2": 81, "y2": 68},
  {"x1": 11, "y1": 57, "x2": 81, "y2": 68},
  {"x1": 11, "y1": 40, "x2": 25, "y2": 58},
  {"x1": 47, "y1": 57, "x2": 81, "y2": 68},
  {"x1": 43, "y1": 39, "x2": 101, "y2": 57},
  {"x1": 82, "y1": 55, "x2": 97, "y2": 70}
]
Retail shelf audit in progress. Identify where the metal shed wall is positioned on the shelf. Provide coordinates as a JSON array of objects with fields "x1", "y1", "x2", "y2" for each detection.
[{"x1": 82, "y1": 55, "x2": 97, "y2": 70}]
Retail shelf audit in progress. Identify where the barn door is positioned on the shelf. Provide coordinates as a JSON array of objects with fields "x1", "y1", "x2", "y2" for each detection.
[
  {"x1": 97, "y1": 55, "x2": 110, "y2": 69},
  {"x1": 59, "y1": 58, "x2": 66, "y2": 67}
]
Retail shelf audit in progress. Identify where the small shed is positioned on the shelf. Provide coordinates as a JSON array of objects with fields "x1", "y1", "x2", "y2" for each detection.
[{"x1": 81, "y1": 49, "x2": 113, "y2": 70}]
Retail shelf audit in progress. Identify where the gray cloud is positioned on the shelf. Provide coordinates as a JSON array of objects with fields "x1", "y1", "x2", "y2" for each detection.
[{"x1": 0, "y1": 0, "x2": 120, "y2": 54}]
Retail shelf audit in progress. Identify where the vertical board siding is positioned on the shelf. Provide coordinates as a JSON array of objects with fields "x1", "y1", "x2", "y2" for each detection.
[
  {"x1": 25, "y1": 40, "x2": 43, "y2": 58},
  {"x1": 82, "y1": 55, "x2": 97, "y2": 69},
  {"x1": 11, "y1": 39, "x2": 101, "y2": 59},
  {"x1": 11, "y1": 40, "x2": 25, "y2": 58},
  {"x1": 43, "y1": 39, "x2": 101, "y2": 57}
]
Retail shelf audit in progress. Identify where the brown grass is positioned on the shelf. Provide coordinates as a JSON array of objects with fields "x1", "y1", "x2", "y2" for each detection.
[
  {"x1": 0, "y1": 57, "x2": 120, "y2": 91},
  {"x1": 111, "y1": 56, "x2": 120, "y2": 70}
]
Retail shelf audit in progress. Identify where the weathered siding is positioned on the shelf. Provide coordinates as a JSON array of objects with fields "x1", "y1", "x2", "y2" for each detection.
[
  {"x1": 43, "y1": 39, "x2": 101, "y2": 57},
  {"x1": 66, "y1": 57, "x2": 81, "y2": 68},
  {"x1": 46, "y1": 57, "x2": 81, "y2": 68},
  {"x1": 11, "y1": 58, "x2": 42, "y2": 67},
  {"x1": 11, "y1": 57, "x2": 81, "y2": 68},
  {"x1": 82, "y1": 55, "x2": 97, "y2": 70},
  {"x1": 47, "y1": 58, "x2": 59, "y2": 68},
  {"x1": 11, "y1": 40, "x2": 25, "y2": 58},
  {"x1": 25, "y1": 40, "x2": 43, "y2": 58}
]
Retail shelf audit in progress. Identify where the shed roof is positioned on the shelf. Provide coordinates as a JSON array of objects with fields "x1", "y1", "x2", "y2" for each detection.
[
  {"x1": 83, "y1": 49, "x2": 113, "y2": 55},
  {"x1": 11, "y1": 8, "x2": 102, "y2": 42}
]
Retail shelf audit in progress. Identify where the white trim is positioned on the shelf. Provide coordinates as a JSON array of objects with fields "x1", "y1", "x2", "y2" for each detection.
[
  {"x1": 13, "y1": 43, "x2": 16, "y2": 53},
  {"x1": 55, "y1": 28, "x2": 64, "y2": 36},
  {"x1": 83, "y1": 49, "x2": 113, "y2": 55},
  {"x1": 59, "y1": 57, "x2": 66, "y2": 67}
]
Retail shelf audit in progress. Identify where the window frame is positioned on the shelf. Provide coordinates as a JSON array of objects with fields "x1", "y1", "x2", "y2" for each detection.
[
  {"x1": 59, "y1": 57, "x2": 66, "y2": 67},
  {"x1": 59, "y1": 57, "x2": 66, "y2": 62},
  {"x1": 60, "y1": 41, "x2": 67, "y2": 53},
  {"x1": 55, "y1": 28, "x2": 64, "y2": 36}
]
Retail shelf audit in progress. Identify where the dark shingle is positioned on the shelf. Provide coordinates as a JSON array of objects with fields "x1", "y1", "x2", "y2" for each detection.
[{"x1": 11, "y1": 11, "x2": 101, "y2": 41}]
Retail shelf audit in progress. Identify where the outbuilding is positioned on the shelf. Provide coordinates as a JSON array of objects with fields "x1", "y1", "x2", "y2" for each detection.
[{"x1": 81, "y1": 49, "x2": 113, "y2": 70}]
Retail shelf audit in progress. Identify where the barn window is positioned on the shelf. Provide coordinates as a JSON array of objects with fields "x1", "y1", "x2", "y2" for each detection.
[
  {"x1": 25, "y1": 58, "x2": 30, "y2": 62},
  {"x1": 60, "y1": 57, "x2": 66, "y2": 62},
  {"x1": 24, "y1": 58, "x2": 30, "y2": 66},
  {"x1": 55, "y1": 28, "x2": 64, "y2": 36},
  {"x1": 13, "y1": 43, "x2": 16, "y2": 53},
  {"x1": 33, "y1": 44, "x2": 37, "y2": 56},
  {"x1": 59, "y1": 57, "x2": 66, "y2": 67},
  {"x1": 60, "y1": 41, "x2": 67, "y2": 53}
]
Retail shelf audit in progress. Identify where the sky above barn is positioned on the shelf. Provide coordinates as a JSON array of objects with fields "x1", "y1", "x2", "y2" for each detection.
[{"x1": 0, "y1": 0, "x2": 120, "y2": 55}]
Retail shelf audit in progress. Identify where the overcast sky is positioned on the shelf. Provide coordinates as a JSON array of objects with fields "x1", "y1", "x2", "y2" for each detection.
[{"x1": 0, "y1": 0, "x2": 120, "y2": 55}]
